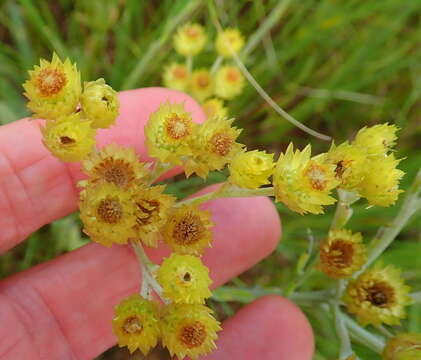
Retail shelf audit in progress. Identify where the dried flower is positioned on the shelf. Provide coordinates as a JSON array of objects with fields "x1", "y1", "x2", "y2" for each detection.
[
  {"x1": 202, "y1": 98, "x2": 228, "y2": 119},
  {"x1": 214, "y1": 65, "x2": 245, "y2": 100},
  {"x1": 383, "y1": 333, "x2": 421, "y2": 360},
  {"x1": 216, "y1": 28, "x2": 245, "y2": 58},
  {"x1": 174, "y1": 23, "x2": 207, "y2": 57},
  {"x1": 163, "y1": 63, "x2": 190, "y2": 92},
  {"x1": 190, "y1": 68, "x2": 213, "y2": 101}
]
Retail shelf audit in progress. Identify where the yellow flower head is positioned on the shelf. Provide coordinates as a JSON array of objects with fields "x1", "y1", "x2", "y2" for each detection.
[
  {"x1": 163, "y1": 204, "x2": 213, "y2": 256},
  {"x1": 145, "y1": 101, "x2": 196, "y2": 164},
  {"x1": 190, "y1": 68, "x2": 213, "y2": 102},
  {"x1": 163, "y1": 63, "x2": 190, "y2": 92},
  {"x1": 184, "y1": 117, "x2": 244, "y2": 178},
  {"x1": 158, "y1": 254, "x2": 212, "y2": 304},
  {"x1": 383, "y1": 333, "x2": 421, "y2": 360},
  {"x1": 79, "y1": 183, "x2": 137, "y2": 247},
  {"x1": 80, "y1": 78, "x2": 120, "y2": 129},
  {"x1": 273, "y1": 143, "x2": 339, "y2": 214},
  {"x1": 228, "y1": 150, "x2": 274, "y2": 189},
  {"x1": 23, "y1": 53, "x2": 81, "y2": 120},
  {"x1": 354, "y1": 123, "x2": 398, "y2": 157},
  {"x1": 202, "y1": 98, "x2": 228, "y2": 119},
  {"x1": 161, "y1": 303, "x2": 221, "y2": 360},
  {"x1": 326, "y1": 141, "x2": 366, "y2": 192},
  {"x1": 41, "y1": 112, "x2": 96, "y2": 162},
  {"x1": 112, "y1": 294, "x2": 160, "y2": 355},
  {"x1": 344, "y1": 264, "x2": 412, "y2": 326},
  {"x1": 359, "y1": 154, "x2": 404, "y2": 207},
  {"x1": 216, "y1": 28, "x2": 245, "y2": 58},
  {"x1": 214, "y1": 65, "x2": 245, "y2": 100},
  {"x1": 319, "y1": 229, "x2": 366, "y2": 279},
  {"x1": 81, "y1": 144, "x2": 149, "y2": 189},
  {"x1": 174, "y1": 23, "x2": 207, "y2": 57},
  {"x1": 133, "y1": 185, "x2": 176, "y2": 247}
]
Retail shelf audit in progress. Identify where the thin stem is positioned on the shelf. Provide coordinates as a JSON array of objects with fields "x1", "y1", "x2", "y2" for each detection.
[
  {"x1": 186, "y1": 56, "x2": 193, "y2": 74},
  {"x1": 330, "y1": 190, "x2": 360, "y2": 230},
  {"x1": 210, "y1": 55, "x2": 223, "y2": 74},
  {"x1": 365, "y1": 167, "x2": 421, "y2": 269},
  {"x1": 411, "y1": 291, "x2": 421, "y2": 303}
]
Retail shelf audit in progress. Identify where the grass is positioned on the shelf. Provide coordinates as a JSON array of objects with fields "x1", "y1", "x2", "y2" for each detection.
[{"x1": 0, "y1": 0, "x2": 420, "y2": 359}]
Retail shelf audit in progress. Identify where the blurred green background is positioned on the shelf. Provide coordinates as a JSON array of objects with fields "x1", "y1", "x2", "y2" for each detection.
[{"x1": 0, "y1": 0, "x2": 420, "y2": 359}]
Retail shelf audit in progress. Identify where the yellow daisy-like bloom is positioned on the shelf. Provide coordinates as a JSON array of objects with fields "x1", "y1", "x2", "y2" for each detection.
[
  {"x1": 190, "y1": 68, "x2": 213, "y2": 102},
  {"x1": 133, "y1": 185, "x2": 176, "y2": 247},
  {"x1": 81, "y1": 144, "x2": 148, "y2": 190},
  {"x1": 174, "y1": 23, "x2": 207, "y2": 57},
  {"x1": 202, "y1": 98, "x2": 228, "y2": 119},
  {"x1": 79, "y1": 183, "x2": 137, "y2": 247},
  {"x1": 383, "y1": 333, "x2": 421, "y2": 360},
  {"x1": 216, "y1": 28, "x2": 245, "y2": 58},
  {"x1": 112, "y1": 294, "x2": 160, "y2": 355},
  {"x1": 163, "y1": 63, "x2": 190, "y2": 92},
  {"x1": 162, "y1": 204, "x2": 213, "y2": 256},
  {"x1": 344, "y1": 264, "x2": 412, "y2": 326},
  {"x1": 214, "y1": 65, "x2": 245, "y2": 100},
  {"x1": 157, "y1": 254, "x2": 212, "y2": 304},
  {"x1": 23, "y1": 53, "x2": 81, "y2": 120},
  {"x1": 184, "y1": 117, "x2": 244, "y2": 178},
  {"x1": 273, "y1": 143, "x2": 339, "y2": 214},
  {"x1": 319, "y1": 229, "x2": 366, "y2": 279},
  {"x1": 145, "y1": 101, "x2": 196, "y2": 165},
  {"x1": 353, "y1": 123, "x2": 398, "y2": 157},
  {"x1": 228, "y1": 150, "x2": 274, "y2": 189},
  {"x1": 41, "y1": 112, "x2": 96, "y2": 162},
  {"x1": 161, "y1": 303, "x2": 221, "y2": 360},
  {"x1": 326, "y1": 141, "x2": 366, "y2": 192},
  {"x1": 359, "y1": 154, "x2": 404, "y2": 207},
  {"x1": 80, "y1": 78, "x2": 120, "y2": 129}
]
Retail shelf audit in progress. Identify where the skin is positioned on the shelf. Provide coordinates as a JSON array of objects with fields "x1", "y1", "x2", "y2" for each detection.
[{"x1": 0, "y1": 88, "x2": 314, "y2": 360}]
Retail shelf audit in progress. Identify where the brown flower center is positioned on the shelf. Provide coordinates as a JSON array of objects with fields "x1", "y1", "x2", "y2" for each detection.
[
  {"x1": 123, "y1": 316, "x2": 143, "y2": 334},
  {"x1": 226, "y1": 69, "x2": 240, "y2": 83},
  {"x1": 305, "y1": 163, "x2": 327, "y2": 191},
  {"x1": 365, "y1": 282, "x2": 395, "y2": 308},
  {"x1": 209, "y1": 132, "x2": 233, "y2": 156},
  {"x1": 183, "y1": 272, "x2": 192, "y2": 282},
  {"x1": 197, "y1": 74, "x2": 209, "y2": 88},
  {"x1": 97, "y1": 198, "x2": 123, "y2": 224},
  {"x1": 136, "y1": 199, "x2": 160, "y2": 226},
  {"x1": 173, "y1": 213, "x2": 205, "y2": 246},
  {"x1": 60, "y1": 136, "x2": 75, "y2": 145},
  {"x1": 36, "y1": 68, "x2": 67, "y2": 97},
  {"x1": 186, "y1": 27, "x2": 199, "y2": 38},
  {"x1": 174, "y1": 67, "x2": 187, "y2": 79},
  {"x1": 95, "y1": 158, "x2": 135, "y2": 188},
  {"x1": 324, "y1": 240, "x2": 354, "y2": 269},
  {"x1": 165, "y1": 113, "x2": 191, "y2": 140},
  {"x1": 179, "y1": 321, "x2": 207, "y2": 348}
]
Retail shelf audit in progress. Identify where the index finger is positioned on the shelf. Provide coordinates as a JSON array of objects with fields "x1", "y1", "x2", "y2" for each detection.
[{"x1": 0, "y1": 88, "x2": 206, "y2": 252}]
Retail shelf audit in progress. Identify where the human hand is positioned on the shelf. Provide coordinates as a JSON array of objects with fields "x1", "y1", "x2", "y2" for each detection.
[{"x1": 0, "y1": 88, "x2": 314, "y2": 360}]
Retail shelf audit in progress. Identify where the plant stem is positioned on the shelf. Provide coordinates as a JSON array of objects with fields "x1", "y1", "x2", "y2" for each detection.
[
  {"x1": 411, "y1": 291, "x2": 421, "y2": 303},
  {"x1": 186, "y1": 56, "x2": 193, "y2": 74},
  {"x1": 210, "y1": 55, "x2": 223, "y2": 74},
  {"x1": 330, "y1": 190, "x2": 359, "y2": 230},
  {"x1": 365, "y1": 167, "x2": 421, "y2": 269}
]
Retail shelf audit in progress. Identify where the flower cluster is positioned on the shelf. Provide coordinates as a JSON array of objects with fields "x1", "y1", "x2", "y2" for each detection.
[{"x1": 164, "y1": 23, "x2": 246, "y2": 120}]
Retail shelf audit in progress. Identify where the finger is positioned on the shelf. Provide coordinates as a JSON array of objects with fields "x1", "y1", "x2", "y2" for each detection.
[
  {"x1": 0, "y1": 88, "x2": 206, "y2": 252},
  {"x1": 208, "y1": 295, "x2": 314, "y2": 360},
  {"x1": 0, "y1": 194, "x2": 281, "y2": 360}
]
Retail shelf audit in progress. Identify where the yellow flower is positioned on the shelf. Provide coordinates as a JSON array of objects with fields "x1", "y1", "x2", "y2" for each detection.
[
  {"x1": 273, "y1": 143, "x2": 339, "y2": 214},
  {"x1": 359, "y1": 154, "x2": 404, "y2": 207},
  {"x1": 319, "y1": 229, "x2": 366, "y2": 279},
  {"x1": 383, "y1": 333, "x2": 421, "y2": 360},
  {"x1": 133, "y1": 185, "x2": 176, "y2": 247},
  {"x1": 112, "y1": 294, "x2": 160, "y2": 355},
  {"x1": 216, "y1": 28, "x2": 245, "y2": 58},
  {"x1": 202, "y1": 98, "x2": 228, "y2": 119},
  {"x1": 174, "y1": 23, "x2": 207, "y2": 57},
  {"x1": 163, "y1": 63, "x2": 190, "y2": 92},
  {"x1": 325, "y1": 142, "x2": 366, "y2": 192},
  {"x1": 344, "y1": 264, "x2": 412, "y2": 326},
  {"x1": 162, "y1": 204, "x2": 213, "y2": 256},
  {"x1": 23, "y1": 53, "x2": 81, "y2": 120},
  {"x1": 190, "y1": 68, "x2": 213, "y2": 101},
  {"x1": 184, "y1": 117, "x2": 244, "y2": 178},
  {"x1": 41, "y1": 112, "x2": 96, "y2": 162},
  {"x1": 79, "y1": 183, "x2": 137, "y2": 247},
  {"x1": 145, "y1": 101, "x2": 196, "y2": 164},
  {"x1": 353, "y1": 123, "x2": 398, "y2": 156},
  {"x1": 81, "y1": 144, "x2": 149, "y2": 190},
  {"x1": 80, "y1": 78, "x2": 120, "y2": 129},
  {"x1": 228, "y1": 150, "x2": 274, "y2": 189},
  {"x1": 161, "y1": 303, "x2": 221, "y2": 360},
  {"x1": 158, "y1": 254, "x2": 212, "y2": 304},
  {"x1": 214, "y1": 65, "x2": 245, "y2": 99}
]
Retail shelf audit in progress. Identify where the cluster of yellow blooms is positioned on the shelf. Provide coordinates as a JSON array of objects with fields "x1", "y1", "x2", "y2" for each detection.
[
  {"x1": 22, "y1": 52, "x2": 414, "y2": 359},
  {"x1": 164, "y1": 23, "x2": 246, "y2": 120}
]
